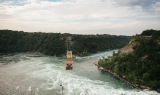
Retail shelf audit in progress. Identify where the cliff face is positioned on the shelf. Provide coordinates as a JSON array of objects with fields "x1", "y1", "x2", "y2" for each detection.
[
  {"x1": 119, "y1": 38, "x2": 136, "y2": 54},
  {"x1": 98, "y1": 30, "x2": 160, "y2": 92}
]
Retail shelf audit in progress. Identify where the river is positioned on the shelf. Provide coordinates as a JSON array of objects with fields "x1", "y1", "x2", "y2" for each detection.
[{"x1": 0, "y1": 50, "x2": 159, "y2": 95}]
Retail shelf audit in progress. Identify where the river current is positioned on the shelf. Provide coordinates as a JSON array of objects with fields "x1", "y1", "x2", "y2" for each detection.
[{"x1": 0, "y1": 50, "x2": 159, "y2": 95}]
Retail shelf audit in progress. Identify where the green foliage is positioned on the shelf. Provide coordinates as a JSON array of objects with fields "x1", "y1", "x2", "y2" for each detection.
[
  {"x1": 0, "y1": 30, "x2": 130, "y2": 56},
  {"x1": 140, "y1": 29, "x2": 156, "y2": 36},
  {"x1": 72, "y1": 35, "x2": 130, "y2": 56},
  {"x1": 98, "y1": 29, "x2": 160, "y2": 89},
  {"x1": 152, "y1": 30, "x2": 160, "y2": 39}
]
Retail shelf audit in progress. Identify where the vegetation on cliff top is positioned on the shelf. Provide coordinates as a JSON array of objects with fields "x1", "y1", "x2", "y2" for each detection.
[
  {"x1": 0, "y1": 30, "x2": 130, "y2": 56},
  {"x1": 98, "y1": 29, "x2": 160, "y2": 90}
]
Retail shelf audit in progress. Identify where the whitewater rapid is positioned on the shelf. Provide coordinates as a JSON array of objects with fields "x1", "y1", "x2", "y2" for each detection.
[{"x1": 0, "y1": 50, "x2": 159, "y2": 95}]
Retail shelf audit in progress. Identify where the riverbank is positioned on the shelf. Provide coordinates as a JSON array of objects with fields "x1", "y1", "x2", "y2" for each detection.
[{"x1": 94, "y1": 62, "x2": 160, "y2": 93}]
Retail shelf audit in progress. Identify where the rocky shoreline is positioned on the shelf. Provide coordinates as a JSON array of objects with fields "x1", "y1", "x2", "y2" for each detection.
[{"x1": 94, "y1": 62, "x2": 160, "y2": 93}]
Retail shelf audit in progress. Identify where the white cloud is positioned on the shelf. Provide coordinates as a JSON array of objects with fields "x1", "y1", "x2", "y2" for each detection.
[
  {"x1": 152, "y1": 1, "x2": 160, "y2": 14},
  {"x1": 0, "y1": 0, "x2": 160, "y2": 35}
]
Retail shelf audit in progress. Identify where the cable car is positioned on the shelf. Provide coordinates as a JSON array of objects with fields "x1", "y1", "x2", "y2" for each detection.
[
  {"x1": 65, "y1": 60, "x2": 73, "y2": 70},
  {"x1": 65, "y1": 37, "x2": 73, "y2": 70}
]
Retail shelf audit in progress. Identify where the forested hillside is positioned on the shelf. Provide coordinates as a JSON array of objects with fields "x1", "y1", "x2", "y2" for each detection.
[
  {"x1": 0, "y1": 30, "x2": 131, "y2": 56},
  {"x1": 98, "y1": 29, "x2": 160, "y2": 91}
]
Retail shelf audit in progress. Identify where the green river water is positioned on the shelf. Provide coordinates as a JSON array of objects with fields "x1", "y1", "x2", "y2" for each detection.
[{"x1": 0, "y1": 50, "x2": 159, "y2": 95}]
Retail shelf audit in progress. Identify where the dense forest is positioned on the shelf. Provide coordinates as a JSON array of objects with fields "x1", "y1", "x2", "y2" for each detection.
[
  {"x1": 98, "y1": 29, "x2": 160, "y2": 90},
  {"x1": 0, "y1": 30, "x2": 131, "y2": 56}
]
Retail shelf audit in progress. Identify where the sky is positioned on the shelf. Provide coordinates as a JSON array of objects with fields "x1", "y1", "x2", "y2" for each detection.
[{"x1": 0, "y1": 0, "x2": 160, "y2": 35}]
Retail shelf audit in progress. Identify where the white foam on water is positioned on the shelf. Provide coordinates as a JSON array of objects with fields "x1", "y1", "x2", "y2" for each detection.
[
  {"x1": 29, "y1": 61, "x2": 160, "y2": 95},
  {"x1": 16, "y1": 86, "x2": 19, "y2": 89},
  {"x1": 28, "y1": 86, "x2": 32, "y2": 91},
  {"x1": 0, "y1": 53, "x2": 160, "y2": 95}
]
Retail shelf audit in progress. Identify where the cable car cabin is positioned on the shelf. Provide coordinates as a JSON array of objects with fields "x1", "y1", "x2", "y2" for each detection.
[
  {"x1": 66, "y1": 51, "x2": 72, "y2": 59},
  {"x1": 66, "y1": 64, "x2": 72, "y2": 70},
  {"x1": 65, "y1": 60, "x2": 73, "y2": 70}
]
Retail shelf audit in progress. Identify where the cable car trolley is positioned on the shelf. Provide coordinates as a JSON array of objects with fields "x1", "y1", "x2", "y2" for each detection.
[{"x1": 65, "y1": 37, "x2": 73, "y2": 70}]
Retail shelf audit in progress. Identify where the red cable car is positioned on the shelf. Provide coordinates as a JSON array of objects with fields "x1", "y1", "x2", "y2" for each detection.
[
  {"x1": 66, "y1": 37, "x2": 73, "y2": 70},
  {"x1": 65, "y1": 60, "x2": 73, "y2": 70}
]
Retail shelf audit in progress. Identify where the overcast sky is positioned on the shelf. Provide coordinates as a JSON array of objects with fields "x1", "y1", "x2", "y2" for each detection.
[{"x1": 0, "y1": 0, "x2": 160, "y2": 35}]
